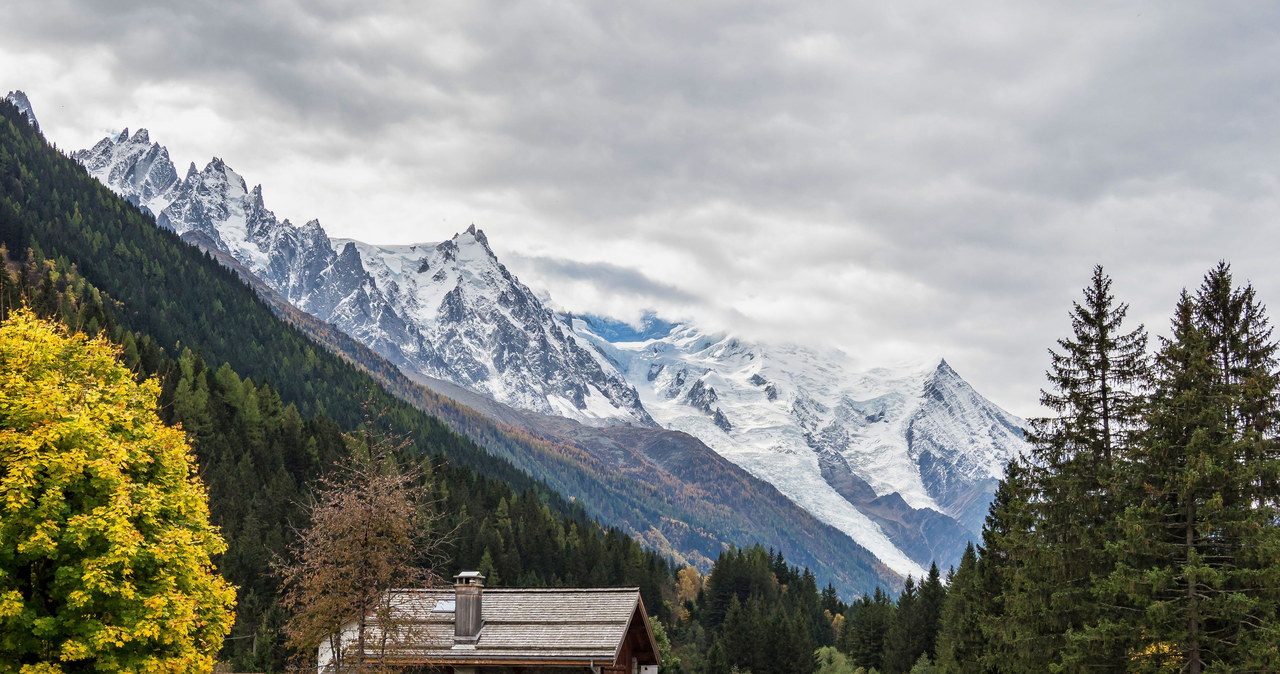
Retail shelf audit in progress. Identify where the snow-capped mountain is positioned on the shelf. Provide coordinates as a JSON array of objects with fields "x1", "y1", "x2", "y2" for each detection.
[
  {"x1": 340, "y1": 234, "x2": 652, "y2": 424},
  {"x1": 4, "y1": 91, "x2": 38, "y2": 131},
  {"x1": 59, "y1": 96, "x2": 1030, "y2": 575},
  {"x1": 576, "y1": 319, "x2": 1028, "y2": 569},
  {"x1": 71, "y1": 127, "x2": 650, "y2": 427}
]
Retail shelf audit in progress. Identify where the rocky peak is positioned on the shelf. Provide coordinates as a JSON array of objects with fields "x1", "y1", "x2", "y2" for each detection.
[{"x1": 4, "y1": 90, "x2": 38, "y2": 130}]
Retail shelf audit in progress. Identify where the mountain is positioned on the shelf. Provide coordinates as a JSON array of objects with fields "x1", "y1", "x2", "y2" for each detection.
[
  {"x1": 339, "y1": 234, "x2": 652, "y2": 425},
  {"x1": 4, "y1": 90, "x2": 38, "y2": 131},
  {"x1": 72, "y1": 130, "x2": 649, "y2": 427},
  {"x1": 68, "y1": 100, "x2": 1026, "y2": 578},
  {"x1": 576, "y1": 322, "x2": 1028, "y2": 570},
  {"x1": 61, "y1": 105, "x2": 902, "y2": 594},
  {"x1": 0, "y1": 97, "x2": 680, "y2": 669}
]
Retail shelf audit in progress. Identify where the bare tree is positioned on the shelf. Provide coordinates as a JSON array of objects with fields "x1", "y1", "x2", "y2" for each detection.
[{"x1": 277, "y1": 420, "x2": 451, "y2": 672}]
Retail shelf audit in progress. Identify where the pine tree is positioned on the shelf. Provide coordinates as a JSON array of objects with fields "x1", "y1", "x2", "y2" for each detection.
[
  {"x1": 842, "y1": 588, "x2": 894, "y2": 671},
  {"x1": 936, "y1": 544, "x2": 987, "y2": 673},
  {"x1": 1104, "y1": 267, "x2": 1280, "y2": 671},
  {"x1": 1015, "y1": 266, "x2": 1150, "y2": 667},
  {"x1": 916, "y1": 563, "x2": 945, "y2": 660},
  {"x1": 973, "y1": 457, "x2": 1040, "y2": 672},
  {"x1": 883, "y1": 577, "x2": 923, "y2": 673}
]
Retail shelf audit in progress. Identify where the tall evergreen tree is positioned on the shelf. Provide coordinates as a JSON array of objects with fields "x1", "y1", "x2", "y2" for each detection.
[
  {"x1": 1015, "y1": 266, "x2": 1150, "y2": 667},
  {"x1": 1104, "y1": 267, "x2": 1280, "y2": 671},
  {"x1": 841, "y1": 588, "x2": 895, "y2": 671},
  {"x1": 936, "y1": 544, "x2": 987, "y2": 673},
  {"x1": 883, "y1": 576, "x2": 925, "y2": 673},
  {"x1": 974, "y1": 458, "x2": 1037, "y2": 672}
]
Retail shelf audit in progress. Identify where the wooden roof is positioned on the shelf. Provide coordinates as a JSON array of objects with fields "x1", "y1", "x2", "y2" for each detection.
[{"x1": 345, "y1": 587, "x2": 659, "y2": 667}]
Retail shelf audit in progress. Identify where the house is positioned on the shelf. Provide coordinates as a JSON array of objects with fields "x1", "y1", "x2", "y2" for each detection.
[{"x1": 318, "y1": 572, "x2": 662, "y2": 673}]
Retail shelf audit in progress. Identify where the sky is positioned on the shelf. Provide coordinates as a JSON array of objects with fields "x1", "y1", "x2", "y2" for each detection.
[{"x1": 4, "y1": 1, "x2": 1280, "y2": 416}]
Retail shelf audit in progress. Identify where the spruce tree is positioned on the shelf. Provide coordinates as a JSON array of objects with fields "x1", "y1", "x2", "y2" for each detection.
[
  {"x1": 936, "y1": 544, "x2": 987, "y2": 673},
  {"x1": 1105, "y1": 267, "x2": 1280, "y2": 671},
  {"x1": 1016, "y1": 266, "x2": 1150, "y2": 667},
  {"x1": 842, "y1": 588, "x2": 894, "y2": 671},
  {"x1": 883, "y1": 576, "x2": 924, "y2": 673},
  {"x1": 976, "y1": 455, "x2": 1044, "y2": 671}
]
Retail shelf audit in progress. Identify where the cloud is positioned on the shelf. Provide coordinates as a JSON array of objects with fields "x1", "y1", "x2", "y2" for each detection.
[{"x1": 4, "y1": 1, "x2": 1280, "y2": 414}]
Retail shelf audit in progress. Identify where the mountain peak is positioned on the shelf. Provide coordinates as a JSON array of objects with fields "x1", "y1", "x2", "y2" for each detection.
[
  {"x1": 131, "y1": 128, "x2": 150, "y2": 144},
  {"x1": 454, "y1": 225, "x2": 495, "y2": 259},
  {"x1": 4, "y1": 90, "x2": 38, "y2": 130}
]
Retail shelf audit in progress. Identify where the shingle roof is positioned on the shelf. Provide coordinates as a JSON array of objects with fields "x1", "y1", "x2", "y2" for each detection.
[{"x1": 346, "y1": 587, "x2": 651, "y2": 665}]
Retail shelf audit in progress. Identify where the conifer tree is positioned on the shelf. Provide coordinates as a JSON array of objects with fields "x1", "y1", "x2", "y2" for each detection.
[
  {"x1": 883, "y1": 576, "x2": 923, "y2": 673},
  {"x1": 972, "y1": 456, "x2": 1040, "y2": 671},
  {"x1": 936, "y1": 544, "x2": 986, "y2": 673},
  {"x1": 1104, "y1": 267, "x2": 1280, "y2": 671},
  {"x1": 842, "y1": 588, "x2": 894, "y2": 671},
  {"x1": 1015, "y1": 266, "x2": 1150, "y2": 667},
  {"x1": 916, "y1": 563, "x2": 945, "y2": 660}
]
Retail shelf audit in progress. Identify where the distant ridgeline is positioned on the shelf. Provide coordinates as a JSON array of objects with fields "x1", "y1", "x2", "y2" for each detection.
[
  {"x1": 1, "y1": 98, "x2": 932, "y2": 674},
  {"x1": 54, "y1": 93, "x2": 903, "y2": 596}
]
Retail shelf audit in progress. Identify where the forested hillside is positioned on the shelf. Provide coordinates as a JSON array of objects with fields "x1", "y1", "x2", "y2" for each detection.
[
  {"x1": 0, "y1": 98, "x2": 684, "y2": 670},
  {"x1": 0, "y1": 96, "x2": 888, "y2": 673}
]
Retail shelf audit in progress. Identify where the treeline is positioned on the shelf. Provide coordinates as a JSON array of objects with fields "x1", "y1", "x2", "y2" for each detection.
[
  {"x1": 658, "y1": 547, "x2": 949, "y2": 674},
  {"x1": 931, "y1": 265, "x2": 1280, "y2": 671}
]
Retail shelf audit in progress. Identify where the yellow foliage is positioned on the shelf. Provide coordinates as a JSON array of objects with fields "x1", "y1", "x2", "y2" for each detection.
[
  {"x1": 0, "y1": 309, "x2": 235, "y2": 671},
  {"x1": 676, "y1": 565, "x2": 702, "y2": 605}
]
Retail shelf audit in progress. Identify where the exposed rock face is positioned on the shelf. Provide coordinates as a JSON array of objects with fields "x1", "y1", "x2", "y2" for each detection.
[
  {"x1": 4, "y1": 90, "x2": 39, "y2": 131},
  {"x1": 71, "y1": 115, "x2": 1029, "y2": 575},
  {"x1": 338, "y1": 232, "x2": 653, "y2": 425},
  {"x1": 73, "y1": 129, "x2": 650, "y2": 427}
]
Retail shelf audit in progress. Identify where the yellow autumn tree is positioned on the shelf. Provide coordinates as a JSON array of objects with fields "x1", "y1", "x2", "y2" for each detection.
[{"x1": 0, "y1": 309, "x2": 235, "y2": 673}]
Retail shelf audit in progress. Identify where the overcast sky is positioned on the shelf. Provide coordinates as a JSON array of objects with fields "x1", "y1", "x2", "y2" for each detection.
[{"x1": 5, "y1": 1, "x2": 1280, "y2": 416}]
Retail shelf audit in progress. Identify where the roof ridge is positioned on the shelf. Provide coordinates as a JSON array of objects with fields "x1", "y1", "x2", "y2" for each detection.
[
  {"x1": 485, "y1": 587, "x2": 640, "y2": 593},
  {"x1": 388, "y1": 587, "x2": 640, "y2": 593}
]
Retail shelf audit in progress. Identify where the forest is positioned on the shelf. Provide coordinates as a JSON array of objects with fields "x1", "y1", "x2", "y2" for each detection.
[{"x1": 3, "y1": 97, "x2": 1279, "y2": 672}]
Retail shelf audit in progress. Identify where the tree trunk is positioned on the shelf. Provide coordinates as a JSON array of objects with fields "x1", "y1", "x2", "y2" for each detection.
[{"x1": 1185, "y1": 499, "x2": 1202, "y2": 674}]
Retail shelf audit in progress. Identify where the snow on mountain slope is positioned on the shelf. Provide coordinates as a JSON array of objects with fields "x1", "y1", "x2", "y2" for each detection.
[
  {"x1": 63, "y1": 99, "x2": 1028, "y2": 574},
  {"x1": 577, "y1": 321, "x2": 1028, "y2": 569},
  {"x1": 4, "y1": 91, "x2": 39, "y2": 131},
  {"x1": 77, "y1": 129, "x2": 180, "y2": 216},
  {"x1": 72, "y1": 127, "x2": 649, "y2": 427},
  {"x1": 337, "y1": 230, "x2": 652, "y2": 426}
]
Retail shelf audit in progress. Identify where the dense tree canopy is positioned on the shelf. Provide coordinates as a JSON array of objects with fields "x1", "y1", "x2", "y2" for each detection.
[{"x1": 0, "y1": 309, "x2": 235, "y2": 672}]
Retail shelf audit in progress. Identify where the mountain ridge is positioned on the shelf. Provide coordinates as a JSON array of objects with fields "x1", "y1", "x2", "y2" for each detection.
[{"x1": 62, "y1": 95, "x2": 1027, "y2": 577}]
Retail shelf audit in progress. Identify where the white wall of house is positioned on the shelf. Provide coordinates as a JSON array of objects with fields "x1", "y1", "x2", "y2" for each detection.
[{"x1": 316, "y1": 619, "x2": 359, "y2": 673}]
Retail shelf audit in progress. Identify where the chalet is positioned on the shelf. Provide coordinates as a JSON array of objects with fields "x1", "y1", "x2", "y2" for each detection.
[{"x1": 318, "y1": 572, "x2": 662, "y2": 673}]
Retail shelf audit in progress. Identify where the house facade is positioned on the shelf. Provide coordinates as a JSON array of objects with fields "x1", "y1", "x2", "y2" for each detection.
[{"x1": 318, "y1": 572, "x2": 661, "y2": 674}]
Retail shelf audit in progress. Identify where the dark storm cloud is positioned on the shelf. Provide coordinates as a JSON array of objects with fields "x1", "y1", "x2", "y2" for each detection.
[{"x1": 6, "y1": 1, "x2": 1280, "y2": 413}]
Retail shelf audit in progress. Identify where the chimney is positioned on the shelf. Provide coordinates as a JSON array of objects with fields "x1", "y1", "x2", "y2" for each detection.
[{"x1": 453, "y1": 571, "x2": 485, "y2": 647}]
